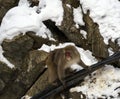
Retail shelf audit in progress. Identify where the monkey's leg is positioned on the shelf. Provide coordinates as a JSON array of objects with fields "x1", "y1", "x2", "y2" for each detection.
[
  {"x1": 50, "y1": 94, "x2": 62, "y2": 99},
  {"x1": 46, "y1": 57, "x2": 58, "y2": 85},
  {"x1": 61, "y1": 90, "x2": 71, "y2": 99},
  {"x1": 57, "y1": 64, "x2": 66, "y2": 86},
  {"x1": 48, "y1": 65, "x2": 58, "y2": 85}
]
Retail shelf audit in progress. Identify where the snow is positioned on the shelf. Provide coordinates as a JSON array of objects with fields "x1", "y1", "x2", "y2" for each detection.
[
  {"x1": 70, "y1": 65, "x2": 120, "y2": 98},
  {"x1": 18, "y1": 0, "x2": 30, "y2": 7},
  {"x1": 66, "y1": 4, "x2": 71, "y2": 8},
  {"x1": 117, "y1": 38, "x2": 120, "y2": 47},
  {"x1": 80, "y1": 0, "x2": 120, "y2": 44},
  {"x1": 0, "y1": 6, "x2": 40, "y2": 41},
  {"x1": 73, "y1": 7, "x2": 84, "y2": 26},
  {"x1": 0, "y1": 0, "x2": 119, "y2": 98},
  {"x1": 21, "y1": 95, "x2": 31, "y2": 99},
  {"x1": 80, "y1": 30, "x2": 87, "y2": 39},
  {"x1": 0, "y1": 0, "x2": 63, "y2": 42},
  {"x1": 0, "y1": 0, "x2": 63, "y2": 67},
  {"x1": 38, "y1": 0, "x2": 63, "y2": 25}
]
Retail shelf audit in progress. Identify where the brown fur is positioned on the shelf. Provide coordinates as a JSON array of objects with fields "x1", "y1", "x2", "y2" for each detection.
[{"x1": 46, "y1": 45, "x2": 89, "y2": 85}]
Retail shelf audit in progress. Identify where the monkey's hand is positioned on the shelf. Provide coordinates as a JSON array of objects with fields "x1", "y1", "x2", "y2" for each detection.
[
  {"x1": 60, "y1": 78, "x2": 66, "y2": 89},
  {"x1": 51, "y1": 80, "x2": 59, "y2": 86},
  {"x1": 85, "y1": 66, "x2": 91, "y2": 71},
  {"x1": 52, "y1": 81, "x2": 59, "y2": 86}
]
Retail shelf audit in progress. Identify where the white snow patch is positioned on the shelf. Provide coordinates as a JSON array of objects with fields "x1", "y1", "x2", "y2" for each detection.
[
  {"x1": 38, "y1": 0, "x2": 63, "y2": 25},
  {"x1": 70, "y1": 64, "x2": 83, "y2": 71},
  {"x1": 75, "y1": 24, "x2": 79, "y2": 29},
  {"x1": 77, "y1": 48, "x2": 98, "y2": 66},
  {"x1": 80, "y1": 30, "x2": 87, "y2": 39},
  {"x1": 80, "y1": 0, "x2": 120, "y2": 44},
  {"x1": 18, "y1": 0, "x2": 30, "y2": 7},
  {"x1": 0, "y1": 6, "x2": 41, "y2": 41},
  {"x1": 66, "y1": 4, "x2": 71, "y2": 8},
  {"x1": 39, "y1": 43, "x2": 75, "y2": 52},
  {"x1": 0, "y1": 0, "x2": 63, "y2": 67},
  {"x1": 21, "y1": 95, "x2": 31, "y2": 99},
  {"x1": 0, "y1": 46, "x2": 14, "y2": 68},
  {"x1": 70, "y1": 65, "x2": 120, "y2": 98},
  {"x1": 108, "y1": 48, "x2": 114, "y2": 56},
  {"x1": 73, "y1": 7, "x2": 84, "y2": 26},
  {"x1": 38, "y1": 44, "x2": 51, "y2": 52},
  {"x1": 117, "y1": 38, "x2": 120, "y2": 47}
]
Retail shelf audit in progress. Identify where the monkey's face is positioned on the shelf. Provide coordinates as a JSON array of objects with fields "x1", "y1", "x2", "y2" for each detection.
[{"x1": 65, "y1": 51, "x2": 72, "y2": 61}]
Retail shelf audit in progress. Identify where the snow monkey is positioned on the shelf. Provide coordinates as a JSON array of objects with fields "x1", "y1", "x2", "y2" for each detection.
[{"x1": 46, "y1": 45, "x2": 89, "y2": 85}]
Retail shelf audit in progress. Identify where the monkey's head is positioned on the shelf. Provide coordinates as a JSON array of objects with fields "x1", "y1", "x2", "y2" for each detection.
[{"x1": 64, "y1": 45, "x2": 80, "y2": 62}]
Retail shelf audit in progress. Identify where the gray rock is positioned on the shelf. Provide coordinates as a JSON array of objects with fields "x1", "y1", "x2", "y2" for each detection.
[{"x1": 2, "y1": 34, "x2": 34, "y2": 68}]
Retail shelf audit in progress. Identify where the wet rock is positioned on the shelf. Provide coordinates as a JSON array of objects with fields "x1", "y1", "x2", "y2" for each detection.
[
  {"x1": 2, "y1": 34, "x2": 34, "y2": 68},
  {"x1": 26, "y1": 31, "x2": 58, "y2": 49},
  {"x1": 28, "y1": 0, "x2": 39, "y2": 7},
  {"x1": 0, "y1": 61, "x2": 16, "y2": 95},
  {"x1": 26, "y1": 70, "x2": 49, "y2": 96},
  {"x1": 0, "y1": 50, "x2": 49, "y2": 99},
  {"x1": 23, "y1": 50, "x2": 48, "y2": 73},
  {"x1": 0, "y1": 61, "x2": 14, "y2": 83},
  {"x1": 0, "y1": 79, "x2": 5, "y2": 92}
]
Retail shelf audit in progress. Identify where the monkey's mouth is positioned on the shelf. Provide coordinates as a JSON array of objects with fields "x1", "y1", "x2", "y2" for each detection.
[{"x1": 66, "y1": 57, "x2": 71, "y2": 61}]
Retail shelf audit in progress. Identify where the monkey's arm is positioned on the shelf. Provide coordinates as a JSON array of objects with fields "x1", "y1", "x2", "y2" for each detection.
[
  {"x1": 78, "y1": 60, "x2": 89, "y2": 69},
  {"x1": 57, "y1": 64, "x2": 66, "y2": 85}
]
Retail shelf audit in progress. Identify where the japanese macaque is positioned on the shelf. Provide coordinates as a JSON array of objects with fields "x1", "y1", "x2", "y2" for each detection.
[{"x1": 46, "y1": 45, "x2": 89, "y2": 85}]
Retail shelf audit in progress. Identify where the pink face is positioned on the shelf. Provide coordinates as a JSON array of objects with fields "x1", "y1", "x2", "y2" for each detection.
[{"x1": 65, "y1": 51, "x2": 71, "y2": 61}]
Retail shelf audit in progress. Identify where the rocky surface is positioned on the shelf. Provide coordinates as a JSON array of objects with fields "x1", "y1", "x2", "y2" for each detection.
[
  {"x1": 0, "y1": 0, "x2": 119, "y2": 99},
  {"x1": 58, "y1": 0, "x2": 109, "y2": 59},
  {"x1": 2, "y1": 34, "x2": 34, "y2": 68},
  {"x1": 0, "y1": 33, "x2": 50, "y2": 99}
]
